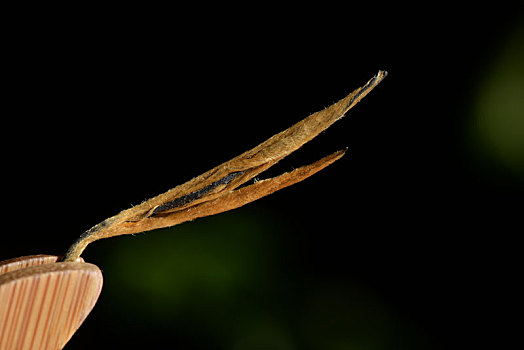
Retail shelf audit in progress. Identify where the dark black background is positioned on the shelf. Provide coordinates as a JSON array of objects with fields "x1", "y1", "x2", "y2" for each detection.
[{"x1": 2, "y1": 3, "x2": 523, "y2": 349}]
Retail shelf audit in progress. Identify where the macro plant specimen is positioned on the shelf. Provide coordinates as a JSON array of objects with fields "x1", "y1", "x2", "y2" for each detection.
[
  {"x1": 62, "y1": 70, "x2": 387, "y2": 261},
  {"x1": 0, "y1": 70, "x2": 387, "y2": 350}
]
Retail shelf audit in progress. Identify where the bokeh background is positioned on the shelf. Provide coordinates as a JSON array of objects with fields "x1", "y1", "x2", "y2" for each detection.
[{"x1": 2, "y1": 4, "x2": 523, "y2": 349}]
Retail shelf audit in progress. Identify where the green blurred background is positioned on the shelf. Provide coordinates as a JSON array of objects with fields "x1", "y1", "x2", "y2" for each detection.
[{"x1": 2, "y1": 3, "x2": 523, "y2": 349}]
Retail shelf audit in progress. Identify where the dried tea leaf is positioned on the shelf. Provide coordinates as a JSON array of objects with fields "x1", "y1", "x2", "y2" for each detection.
[{"x1": 63, "y1": 70, "x2": 387, "y2": 261}]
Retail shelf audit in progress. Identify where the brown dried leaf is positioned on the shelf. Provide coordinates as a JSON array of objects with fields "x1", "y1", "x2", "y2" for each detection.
[{"x1": 63, "y1": 70, "x2": 387, "y2": 261}]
